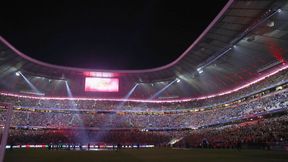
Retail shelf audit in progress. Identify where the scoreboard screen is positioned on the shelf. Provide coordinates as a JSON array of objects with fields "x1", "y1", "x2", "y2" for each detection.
[{"x1": 85, "y1": 77, "x2": 119, "y2": 92}]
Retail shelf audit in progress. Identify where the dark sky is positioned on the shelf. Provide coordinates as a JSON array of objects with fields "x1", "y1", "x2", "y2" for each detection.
[{"x1": 0, "y1": 0, "x2": 228, "y2": 70}]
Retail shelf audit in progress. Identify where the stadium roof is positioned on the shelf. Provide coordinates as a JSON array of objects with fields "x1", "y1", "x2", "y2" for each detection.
[{"x1": 1, "y1": 0, "x2": 288, "y2": 98}]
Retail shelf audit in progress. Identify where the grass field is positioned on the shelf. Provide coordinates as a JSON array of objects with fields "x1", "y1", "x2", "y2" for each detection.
[{"x1": 4, "y1": 148, "x2": 288, "y2": 162}]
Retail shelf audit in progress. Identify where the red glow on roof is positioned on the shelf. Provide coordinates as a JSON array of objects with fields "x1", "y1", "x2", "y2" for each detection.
[{"x1": 267, "y1": 40, "x2": 286, "y2": 63}]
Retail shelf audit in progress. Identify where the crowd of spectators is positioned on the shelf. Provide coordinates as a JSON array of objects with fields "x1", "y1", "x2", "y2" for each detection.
[
  {"x1": 0, "y1": 87, "x2": 287, "y2": 130},
  {"x1": 0, "y1": 67, "x2": 287, "y2": 148},
  {"x1": 178, "y1": 114, "x2": 288, "y2": 149},
  {"x1": 3, "y1": 113, "x2": 288, "y2": 148}
]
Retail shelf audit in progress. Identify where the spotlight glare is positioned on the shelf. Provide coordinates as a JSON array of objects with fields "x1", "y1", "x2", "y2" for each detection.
[
  {"x1": 176, "y1": 78, "x2": 181, "y2": 83},
  {"x1": 15, "y1": 71, "x2": 20, "y2": 76},
  {"x1": 277, "y1": 9, "x2": 282, "y2": 13},
  {"x1": 197, "y1": 68, "x2": 203, "y2": 74}
]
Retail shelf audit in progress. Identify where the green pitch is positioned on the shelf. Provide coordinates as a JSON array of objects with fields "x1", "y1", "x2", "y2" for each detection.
[{"x1": 4, "y1": 148, "x2": 288, "y2": 162}]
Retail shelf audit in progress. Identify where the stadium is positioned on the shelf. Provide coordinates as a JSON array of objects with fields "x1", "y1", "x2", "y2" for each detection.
[{"x1": 1, "y1": 0, "x2": 288, "y2": 161}]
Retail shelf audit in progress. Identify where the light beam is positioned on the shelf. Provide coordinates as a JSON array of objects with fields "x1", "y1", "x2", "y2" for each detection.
[
  {"x1": 65, "y1": 81, "x2": 89, "y2": 144},
  {"x1": 148, "y1": 79, "x2": 177, "y2": 100},
  {"x1": 19, "y1": 72, "x2": 41, "y2": 94}
]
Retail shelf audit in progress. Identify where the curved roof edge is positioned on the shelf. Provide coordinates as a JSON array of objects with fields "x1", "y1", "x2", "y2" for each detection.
[{"x1": 0, "y1": 0, "x2": 234, "y2": 74}]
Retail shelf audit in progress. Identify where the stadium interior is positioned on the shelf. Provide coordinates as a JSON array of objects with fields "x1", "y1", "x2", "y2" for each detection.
[{"x1": 1, "y1": 0, "x2": 288, "y2": 161}]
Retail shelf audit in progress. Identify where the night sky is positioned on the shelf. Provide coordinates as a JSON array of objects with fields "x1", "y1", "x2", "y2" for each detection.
[{"x1": 0, "y1": 1, "x2": 228, "y2": 70}]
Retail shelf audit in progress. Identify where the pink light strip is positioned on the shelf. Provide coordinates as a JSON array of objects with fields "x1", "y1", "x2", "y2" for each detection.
[{"x1": 1, "y1": 64, "x2": 287, "y2": 103}]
